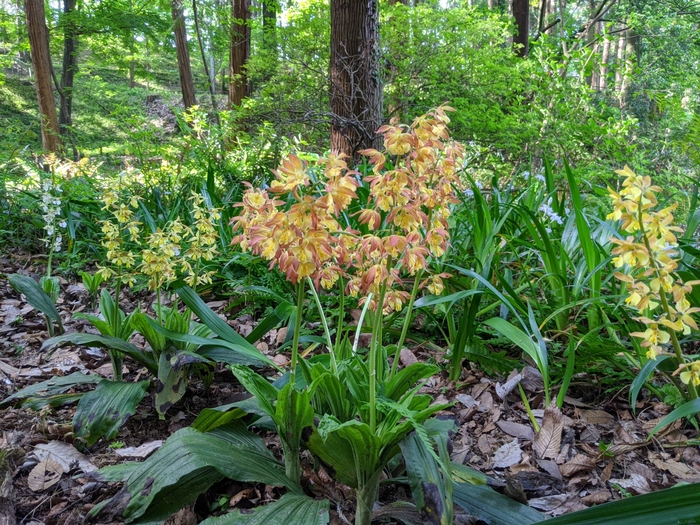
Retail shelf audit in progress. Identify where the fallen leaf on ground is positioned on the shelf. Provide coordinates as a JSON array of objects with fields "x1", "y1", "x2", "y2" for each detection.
[
  {"x1": 497, "y1": 420, "x2": 534, "y2": 440},
  {"x1": 560, "y1": 454, "x2": 596, "y2": 477},
  {"x1": 533, "y1": 402, "x2": 563, "y2": 460},
  {"x1": 27, "y1": 458, "x2": 63, "y2": 491},
  {"x1": 30, "y1": 441, "x2": 95, "y2": 473},
  {"x1": 114, "y1": 440, "x2": 164, "y2": 458},
  {"x1": 493, "y1": 439, "x2": 522, "y2": 469}
]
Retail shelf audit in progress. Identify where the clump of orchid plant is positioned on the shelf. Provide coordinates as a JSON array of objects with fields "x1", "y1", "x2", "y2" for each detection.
[{"x1": 608, "y1": 166, "x2": 699, "y2": 401}]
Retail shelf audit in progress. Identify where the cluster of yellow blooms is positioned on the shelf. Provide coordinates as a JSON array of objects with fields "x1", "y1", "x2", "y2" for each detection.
[
  {"x1": 608, "y1": 166, "x2": 700, "y2": 386},
  {"x1": 97, "y1": 190, "x2": 220, "y2": 290},
  {"x1": 232, "y1": 106, "x2": 464, "y2": 314}
]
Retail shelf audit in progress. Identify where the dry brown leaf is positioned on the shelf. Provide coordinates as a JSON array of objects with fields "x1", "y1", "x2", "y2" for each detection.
[
  {"x1": 497, "y1": 420, "x2": 535, "y2": 441},
  {"x1": 533, "y1": 403, "x2": 564, "y2": 460},
  {"x1": 577, "y1": 409, "x2": 615, "y2": 426},
  {"x1": 493, "y1": 439, "x2": 523, "y2": 469},
  {"x1": 581, "y1": 490, "x2": 611, "y2": 505},
  {"x1": 27, "y1": 458, "x2": 63, "y2": 491},
  {"x1": 229, "y1": 488, "x2": 255, "y2": 507},
  {"x1": 560, "y1": 454, "x2": 596, "y2": 477},
  {"x1": 399, "y1": 348, "x2": 418, "y2": 367},
  {"x1": 601, "y1": 460, "x2": 613, "y2": 483},
  {"x1": 609, "y1": 473, "x2": 650, "y2": 494},
  {"x1": 651, "y1": 458, "x2": 700, "y2": 480},
  {"x1": 114, "y1": 440, "x2": 163, "y2": 459}
]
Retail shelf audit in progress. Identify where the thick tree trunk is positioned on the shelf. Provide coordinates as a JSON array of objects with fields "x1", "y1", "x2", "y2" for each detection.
[
  {"x1": 171, "y1": 0, "x2": 197, "y2": 109},
  {"x1": 228, "y1": 0, "x2": 250, "y2": 108},
  {"x1": 330, "y1": 0, "x2": 382, "y2": 159},
  {"x1": 513, "y1": 0, "x2": 529, "y2": 57},
  {"x1": 25, "y1": 0, "x2": 60, "y2": 152},
  {"x1": 59, "y1": 0, "x2": 78, "y2": 136}
]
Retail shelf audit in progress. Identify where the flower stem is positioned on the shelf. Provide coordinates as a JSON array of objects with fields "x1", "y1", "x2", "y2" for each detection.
[
  {"x1": 390, "y1": 271, "x2": 422, "y2": 380},
  {"x1": 369, "y1": 259, "x2": 391, "y2": 434},
  {"x1": 290, "y1": 280, "x2": 305, "y2": 388}
]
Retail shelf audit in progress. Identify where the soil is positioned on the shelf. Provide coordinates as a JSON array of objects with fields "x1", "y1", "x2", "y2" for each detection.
[{"x1": 1, "y1": 253, "x2": 699, "y2": 525}]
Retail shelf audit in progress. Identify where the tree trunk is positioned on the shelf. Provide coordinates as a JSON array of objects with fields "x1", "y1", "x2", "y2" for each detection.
[
  {"x1": 619, "y1": 28, "x2": 635, "y2": 107},
  {"x1": 25, "y1": 0, "x2": 60, "y2": 152},
  {"x1": 59, "y1": 0, "x2": 78, "y2": 136},
  {"x1": 330, "y1": 0, "x2": 382, "y2": 159},
  {"x1": 513, "y1": 0, "x2": 529, "y2": 57},
  {"x1": 599, "y1": 33, "x2": 610, "y2": 90},
  {"x1": 614, "y1": 30, "x2": 624, "y2": 94},
  {"x1": 171, "y1": 0, "x2": 197, "y2": 109},
  {"x1": 229, "y1": 0, "x2": 250, "y2": 108},
  {"x1": 192, "y1": 0, "x2": 220, "y2": 124}
]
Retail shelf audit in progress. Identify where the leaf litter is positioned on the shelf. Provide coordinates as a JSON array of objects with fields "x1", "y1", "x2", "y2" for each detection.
[{"x1": 1, "y1": 256, "x2": 699, "y2": 524}]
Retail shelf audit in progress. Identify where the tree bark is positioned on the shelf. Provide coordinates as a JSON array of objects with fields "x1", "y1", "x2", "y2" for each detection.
[
  {"x1": 330, "y1": 0, "x2": 382, "y2": 159},
  {"x1": 614, "y1": 30, "x2": 624, "y2": 94},
  {"x1": 228, "y1": 0, "x2": 250, "y2": 108},
  {"x1": 192, "y1": 0, "x2": 220, "y2": 125},
  {"x1": 619, "y1": 28, "x2": 635, "y2": 107},
  {"x1": 171, "y1": 0, "x2": 197, "y2": 109},
  {"x1": 513, "y1": 0, "x2": 529, "y2": 57},
  {"x1": 599, "y1": 31, "x2": 610, "y2": 90},
  {"x1": 59, "y1": 0, "x2": 78, "y2": 136},
  {"x1": 25, "y1": 0, "x2": 60, "y2": 152}
]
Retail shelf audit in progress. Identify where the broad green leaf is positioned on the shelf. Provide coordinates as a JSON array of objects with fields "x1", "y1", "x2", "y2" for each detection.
[
  {"x1": 401, "y1": 433, "x2": 452, "y2": 525},
  {"x1": 308, "y1": 368, "x2": 352, "y2": 422},
  {"x1": 276, "y1": 383, "x2": 314, "y2": 487},
  {"x1": 74, "y1": 380, "x2": 149, "y2": 447},
  {"x1": 230, "y1": 365, "x2": 279, "y2": 417},
  {"x1": 545, "y1": 482, "x2": 700, "y2": 524},
  {"x1": 650, "y1": 398, "x2": 700, "y2": 437},
  {"x1": 42, "y1": 333, "x2": 157, "y2": 373},
  {"x1": 200, "y1": 492, "x2": 329, "y2": 525},
  {"x1": 8, "y1": 273, "x2": 64, "y2": 332},
  {"x1": 385, "y1": 363, "x2": 439, "y2": 401},
  {"x1": 1, "y1": 372, "x2": 101, "y2": 407},
  {"x1": 148, "y1": 300, "x2": 277, "y2": 368},
  {"x1": 73, "y1": 312, "x2": 113, "y2": 336},
  {"x1": 131, "y1": 313, "x2": 167, "y2": 353},
  {"x1": 146, "y1": 310, "x2": 274, "y2": 368},
  {"x1": 191, "y1": 403, "x2": 247, "y2": 432},
  {"x1": 173, "y1": 282, "x2": 254, "y2": 347},
  {"x1": 155, "y1": 350, "x2": 187, "y2": 417},
  {"x1": 452, "y1": 482, "x2": 544, "y2": 524},
  {"x1": 245, "y1": 302, "x2": 295, "y2": 344},
  {"x1": 484, "y1": 317, "x2": 544, "y2": 373},
  {"x1": 94, "y1": 424, "x2": 293, "y2": 524}
]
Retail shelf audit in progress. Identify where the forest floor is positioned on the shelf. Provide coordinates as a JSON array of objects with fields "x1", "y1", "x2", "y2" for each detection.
[{"x1": 2, "y1": 253, "x2": 700, "y2": 525}]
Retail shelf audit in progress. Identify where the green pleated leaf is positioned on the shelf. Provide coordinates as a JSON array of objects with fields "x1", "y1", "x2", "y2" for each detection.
[
  {"x1": 545, "y1": 482, "x2": 700, "y2": 525},
  {"x1": 131, "y1": 313, "x2": 168, "y2": 353},
  {"x1": 1, "y1": 371, "x2": 101, "y2": 407},
  {"x1": 8, "y1": 273, "x2": 64, "y2": 332},
  {"x1": 74, "y1": 380, "x2": 149, "y2": 447},
  {"x1": 155, "y1": 350, "x2": 187, "y2": 417},
  {"x1": 200, "y1": 493, "x2": 329, "y2": 525},
  {"x1": 92, "y1": 423, "x2": 294, "y2": 524},
  {"x1": 191, "y1": 403, "x2": 247, "y2": 433},
  {"x1": 452, "y1": 482, "x2": 544, "y2": 524},
  {"x1": 42, "y1": 332, "x2": 157, "y2": 372},
  {"x1": 385, "y1": 363, "x2": 439, "y2": 401},
  {"x1": 145, "y1": 312, "x2": 274, "y2": 368},
  {"x1": 401, "y1": 432, "x2": 452, "y2": 525}
]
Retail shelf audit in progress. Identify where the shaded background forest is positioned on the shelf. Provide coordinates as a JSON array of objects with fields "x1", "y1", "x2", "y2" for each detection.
[{"x1": 1, "y1": 0, "x2": 699, "y2": 201}]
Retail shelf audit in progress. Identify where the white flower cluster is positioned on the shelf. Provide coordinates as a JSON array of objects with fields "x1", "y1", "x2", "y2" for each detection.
[
  {"x1": 523, "y1": 171, "x2": 546, "y2": 183},
  {"x1": 539, "y1": 197, "x2": 564, "y2": 233},
  {"x1": 40, "y1": 179, "x2": 65, "y2": 252}
]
